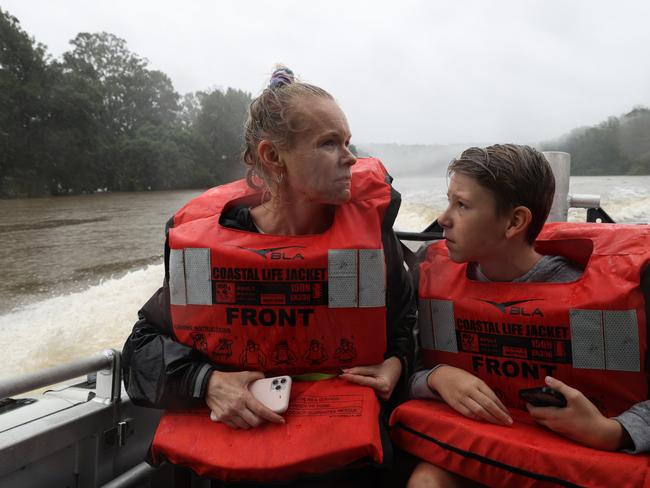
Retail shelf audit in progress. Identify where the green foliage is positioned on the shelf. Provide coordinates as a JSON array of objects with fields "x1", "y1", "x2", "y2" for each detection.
[
  {"x1": 0, "y1": 7, "x2": 54, "y2": 195},
  {"x1": 0, "y1": 9, "x2": 251, "y2": 197},
  {"x1": 541, "y1": 108, "x2": 650, "y2": 175}
]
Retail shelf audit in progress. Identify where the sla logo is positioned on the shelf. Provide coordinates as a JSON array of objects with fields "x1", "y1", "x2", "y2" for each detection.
[
  {"x1": 237, "y1": 245, "x2": 306, "y2": 260},
  {"x1": 477, "y1": 298, "x2": 544, "y2": 317}
]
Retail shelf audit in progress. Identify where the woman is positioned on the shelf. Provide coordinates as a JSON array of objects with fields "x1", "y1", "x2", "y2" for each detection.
[{"x1": 122, "y1": 66, "x2": 415, "y2": 482}]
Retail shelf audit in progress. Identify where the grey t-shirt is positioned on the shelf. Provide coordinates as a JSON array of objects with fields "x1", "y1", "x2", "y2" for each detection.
[
  {"x1": 468, "y1": 255, "x2": 582, "y2": 283},
  {"x1": 409, "y1": 254, "x2": 650, "y2": 453}
]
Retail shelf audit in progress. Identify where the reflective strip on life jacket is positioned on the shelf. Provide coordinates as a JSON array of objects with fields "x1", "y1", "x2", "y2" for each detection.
[
  {"x1": 169, "y1": 247, "x2": 387, "y2": 309},
  {"x1": 329, "y1": 249, "x2": 386, "y2": 308},
  {"x1": 570, "y1": 309, "x2": 640, "y2": 372},
  {"x1": 169, "y1": 247, "x2": 212, "y2": 306},
  {"x1": 419, "y1": 299, "x2": 642, "y2": 373}
]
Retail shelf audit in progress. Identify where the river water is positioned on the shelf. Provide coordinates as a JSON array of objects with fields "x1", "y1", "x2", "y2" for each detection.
[{"x1": 1, "y1": 176, "x2": 649, "y2": 378}]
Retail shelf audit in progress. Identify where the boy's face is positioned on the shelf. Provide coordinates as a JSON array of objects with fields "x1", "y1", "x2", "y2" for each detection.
[{"x1": 439, "y1": 172, "x2": 511, "y2": 263}]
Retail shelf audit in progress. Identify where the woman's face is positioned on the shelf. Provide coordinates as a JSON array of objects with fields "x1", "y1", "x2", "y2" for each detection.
[{"x1": 277, "y1": 97, "x2": 357, "y2": 205}]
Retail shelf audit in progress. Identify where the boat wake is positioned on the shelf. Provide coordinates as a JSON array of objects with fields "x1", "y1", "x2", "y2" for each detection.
[{"x1": 0, "y1": 264, "x2": 164, "y2": 379}]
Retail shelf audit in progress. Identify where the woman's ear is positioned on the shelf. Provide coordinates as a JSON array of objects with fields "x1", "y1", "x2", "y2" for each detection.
[
  {"x1": 257, "y1": 140, "x2": 283, "y2": 176},
  {"x1": 505, "y1": 206, "x2": 533, "y2": 240}
]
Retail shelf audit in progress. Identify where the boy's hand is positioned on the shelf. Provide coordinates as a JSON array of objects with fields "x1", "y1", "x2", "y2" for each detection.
[
  {"x1": 429, "y1": 365, "x2": 513, "y2": 425},
  {"x1": 527, "y1": 376, "x2": 629, "y2": 450}
]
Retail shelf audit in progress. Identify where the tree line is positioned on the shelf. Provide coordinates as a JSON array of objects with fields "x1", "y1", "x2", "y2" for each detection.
[
  {"x1": 541, "y1": 107, "x2": 650, "y2": 175},
  {"x1": 1, "y1": 8, "x2": 251, "y2": 197},
  {"x1": 2, "y1": 8, "x2": 649, "y2": 198}
]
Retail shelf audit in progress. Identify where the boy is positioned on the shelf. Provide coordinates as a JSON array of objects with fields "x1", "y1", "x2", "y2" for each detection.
[{"x1": 406, "y1": 144, "x2": 646, "y2": 487}]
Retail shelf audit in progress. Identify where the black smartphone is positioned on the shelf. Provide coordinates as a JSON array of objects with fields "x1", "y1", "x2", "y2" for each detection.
[{"x1": 519, "y1": 387, "x2": 567, "y2": 407}]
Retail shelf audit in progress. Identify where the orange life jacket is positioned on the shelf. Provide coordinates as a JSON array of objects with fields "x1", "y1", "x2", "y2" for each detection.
[
  {"x1": 151, "y1": 158, "x2": 394, "y2": 481},
  {"x1": 152, "y1": 378, "x2": 384, "y2": 483},
  {"x1": 167, "y1": 157, "x2": 392, "y2": 374},
  {"x1": 391, "y1": 222, "x2": 650, "y2": 488},
  {"x1": 391, "y1": 400, "x2": 650, "y2": 488}
]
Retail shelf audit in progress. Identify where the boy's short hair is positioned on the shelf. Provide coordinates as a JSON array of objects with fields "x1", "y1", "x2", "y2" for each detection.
[{"x1": 448, "y1": 144, "x2": 555, "y2": 244}]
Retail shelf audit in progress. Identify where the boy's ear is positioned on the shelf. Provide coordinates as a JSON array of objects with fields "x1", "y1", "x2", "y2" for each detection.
[{"x1": 505, "y1": 206, "x2": 533, "y2": 240}]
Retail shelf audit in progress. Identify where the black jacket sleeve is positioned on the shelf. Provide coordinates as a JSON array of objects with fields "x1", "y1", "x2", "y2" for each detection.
[
  {"x1": 407, "y1": 241, "x2": 436, "y2": 376},
  {"x1": 382, "y1": 227, "x2": 417, "y2": 383},
  {"x1": 380, "y1": 182, "x2": 417, "y2": 389},
  {"x1": 122, "y1": 243, "x2": 217, "y2": 409}
]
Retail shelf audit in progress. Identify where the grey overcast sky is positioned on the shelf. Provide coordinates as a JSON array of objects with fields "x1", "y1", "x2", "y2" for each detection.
[{"x1": 3, "y1": 0, "x2": 650, "y2": 145}]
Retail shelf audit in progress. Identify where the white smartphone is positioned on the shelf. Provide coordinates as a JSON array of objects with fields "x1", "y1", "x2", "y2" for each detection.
[
  {"x1": 249, "y1": 375, "x2": 292, "y2": 414},
  {"x1": 209, "y1": 375, "x2": 292, "y2": 421}
]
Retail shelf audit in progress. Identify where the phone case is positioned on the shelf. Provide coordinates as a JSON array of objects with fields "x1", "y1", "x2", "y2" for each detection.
[
  {"x1": 249, "y1": 375, "x2": 292, "y2": 413},
  {"x1": 519, "y1": 386, "x2": 567, "y2": 407}
]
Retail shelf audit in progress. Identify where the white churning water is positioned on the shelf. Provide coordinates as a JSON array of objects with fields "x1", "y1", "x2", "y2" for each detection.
[{"x1": 0, "y1": 265, "x2": 163, "y2": 378}]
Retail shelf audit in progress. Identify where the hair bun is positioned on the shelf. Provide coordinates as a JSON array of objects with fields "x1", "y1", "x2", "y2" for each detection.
[{"x1": 269, "y1": 66, "x2": 295, "y2": 89}]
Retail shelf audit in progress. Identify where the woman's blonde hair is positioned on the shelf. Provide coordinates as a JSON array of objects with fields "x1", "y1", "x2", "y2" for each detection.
[{"x1": 242, "y1": 66, "x2": 333, "y2": 197}]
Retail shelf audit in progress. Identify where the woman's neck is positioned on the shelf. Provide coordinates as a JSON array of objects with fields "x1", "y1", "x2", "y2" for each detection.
[{"x1": 250, "y1": 199, "x2": 335, "y2": 235}]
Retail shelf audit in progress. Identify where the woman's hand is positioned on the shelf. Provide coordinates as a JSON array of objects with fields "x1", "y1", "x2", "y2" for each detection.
[
  {"x1": 339, "y1": 356, "x2": 403, "y2": 400},
  {"x1": 527, "y1": 376, "x2": 628, "y2": 450},
  {"x1": 429, "y1": 365, "x2": 512, "y2": 425},
  {"x1": 206, "y1": 371, "x2": 285, "y2": 429}
]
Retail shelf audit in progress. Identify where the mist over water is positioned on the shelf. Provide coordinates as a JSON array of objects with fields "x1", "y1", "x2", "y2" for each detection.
[{"x1": 1, "y1": 176, "x2": 649, "y2": 379}]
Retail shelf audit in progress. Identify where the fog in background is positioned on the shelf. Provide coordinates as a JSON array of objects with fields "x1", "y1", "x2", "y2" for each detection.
[{"x1": 4, "y1": 0, "x2": 650, "y2": 148}]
